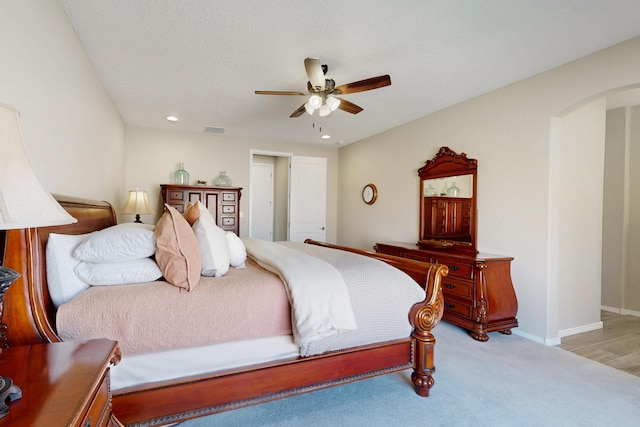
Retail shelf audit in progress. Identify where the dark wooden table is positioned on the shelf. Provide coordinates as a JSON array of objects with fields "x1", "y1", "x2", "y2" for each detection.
[{"x1": 0, "y1": 339, "x2": 121, "y2": 427}]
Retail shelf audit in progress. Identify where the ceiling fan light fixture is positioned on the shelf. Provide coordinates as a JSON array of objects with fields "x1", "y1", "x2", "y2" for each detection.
[
  {"x1": 319, "y1": 104, "x2": 332, "y2": 117},
  {"x1": 304, "y1": 102, "x2": 315, "y2": 115},
  {"x1": 255, "y1": 57, "x2": 390, "y2": 119},
  {"x1": 326, "y1": 96, "x2": 341, "y2": 112},
  {"x1": 308, "y1": 94, "x2": 322, "y2": 109}
]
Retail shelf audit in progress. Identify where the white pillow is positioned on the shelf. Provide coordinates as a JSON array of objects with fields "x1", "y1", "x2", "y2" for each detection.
[
  {"x1": 192, "y1": 201, "x2": 230, "y2": 277},
  {"x1": 74, "y1": 223, "x2": 155, "y2": 263},
  {"x1": 46, "y1": 233, "x2": 94, "y2": 307},
  {"x1": 74, "y1": 258, "x2": 162, "y2": 286},
  {"x1": 227, "y1": 232, "x2": 247, "y2": 269}
]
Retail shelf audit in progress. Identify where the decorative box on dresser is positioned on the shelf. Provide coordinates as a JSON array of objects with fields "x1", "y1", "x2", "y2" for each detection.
[
  {"x1": 0, "y1": 339, "x2": 121, "y2": 426},
  {"x1": 160, "y1": 184, "x2": 242, "y2": 235},
  {"x1": 374, "y1": 242, "x2": 518, "y2": 341}
]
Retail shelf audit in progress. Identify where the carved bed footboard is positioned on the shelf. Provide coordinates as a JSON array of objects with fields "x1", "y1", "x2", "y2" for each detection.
[
  {"x1": 304, "y1": 239, "x2": 447, "y2": 396},
  {"x1": 1, "y1": 197, "x2": 446, "y2": 426}
]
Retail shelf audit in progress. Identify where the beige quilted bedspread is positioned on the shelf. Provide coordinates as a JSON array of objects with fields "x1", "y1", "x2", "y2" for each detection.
[
  {"x1": 57, "y1": 258, "x2": 292, "y2": 355},
  {"x1": 57, "y1": 242, "x2": 427, "y2": 358}
]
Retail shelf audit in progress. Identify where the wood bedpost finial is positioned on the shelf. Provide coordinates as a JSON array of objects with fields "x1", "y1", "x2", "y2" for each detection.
[{"x1": 409, "y1": 264, "x2": 446, "y2": 397}]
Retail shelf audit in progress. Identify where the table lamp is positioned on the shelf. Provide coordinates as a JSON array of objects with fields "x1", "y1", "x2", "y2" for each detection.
[
  {"x1": 121, "y1": 189, "x2": 155, "y2": 223},
  {"x1": 0, "y1": 103, "x2": 77, "y2": 417}
]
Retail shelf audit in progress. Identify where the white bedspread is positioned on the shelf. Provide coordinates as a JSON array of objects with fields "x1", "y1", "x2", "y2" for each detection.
[{"x1": 243, "y1": 238, "x2": 357, "y2": 355}]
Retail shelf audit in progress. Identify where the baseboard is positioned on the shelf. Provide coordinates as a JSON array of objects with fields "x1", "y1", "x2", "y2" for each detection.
[
  {"x1": 512, "y1": 329, "x2": 561, "y2": 346},
  {"x1": 558, "y1": 321, "x2": 603, "y2": 338},
  {"x1": 601, "y1": 305, "x2": 640, "y2": 317},
  {"x1": 516, "y1": 307, "x2": 640, "y2": 346}
]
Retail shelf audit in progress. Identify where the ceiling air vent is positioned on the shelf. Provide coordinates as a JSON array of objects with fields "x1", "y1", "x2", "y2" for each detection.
[{"x1": 204, "y1": 126, "x2": 226, "y2": 134}]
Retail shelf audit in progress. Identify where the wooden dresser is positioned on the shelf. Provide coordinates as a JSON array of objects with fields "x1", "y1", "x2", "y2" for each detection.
[
  {"x1": 375, "y1": 242, "x2": 518, "y2": 341},
  {"x1": 0, "y1": 339, "x2": 121, "y2": 426},
  {"x1": 160, "y1": 184, "x2": 242, "y2": 235}
]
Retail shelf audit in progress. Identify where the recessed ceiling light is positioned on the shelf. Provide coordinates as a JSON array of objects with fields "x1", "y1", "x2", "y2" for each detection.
[
  {"x1": 321, "y1": 134, "x2": 331, "y2": 139},
  {"x1": 166, "y1": 116, "x2": 178, "y2": 122}
]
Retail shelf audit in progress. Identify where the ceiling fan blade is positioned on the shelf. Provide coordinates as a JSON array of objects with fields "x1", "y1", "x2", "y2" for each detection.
[
  {"x1": 255, "y1": 90, "x2": 306, "y2": 96},
  {"x1": 337, "y1": 98, "x2": 363, "y2": 114},
  {"x1": 290, "y1": 103, "x2": 307, "y2": 118},
  {"x1": 304, "y1": 57, "x2": 325, "y2": 92},
  {"x1": 334, "y1": 75, "x2": 391, "y2": 94}
]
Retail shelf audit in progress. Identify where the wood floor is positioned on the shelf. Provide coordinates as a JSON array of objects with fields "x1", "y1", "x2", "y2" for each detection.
[{"x1": 559, "y1": 311, "x2": 640, "y2": 377}]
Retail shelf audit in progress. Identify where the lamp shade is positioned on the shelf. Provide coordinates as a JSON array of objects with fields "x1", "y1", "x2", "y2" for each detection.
[
  {"x1": 121, "y1": 190, "x2": 155, "y2": 216},
  {"x1": 0, "y1": 103, "x2": 77, "y2": 230}
]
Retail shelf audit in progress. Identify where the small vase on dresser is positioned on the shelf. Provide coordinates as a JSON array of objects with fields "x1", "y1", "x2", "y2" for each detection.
[{"x1": 173, "y1": 162, "x2": 190, "y2": 185}]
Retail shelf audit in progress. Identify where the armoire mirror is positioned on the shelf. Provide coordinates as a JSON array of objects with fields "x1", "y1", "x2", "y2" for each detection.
[{"x1": 418, "y1": 147, "x2": 478, "y2": 255}]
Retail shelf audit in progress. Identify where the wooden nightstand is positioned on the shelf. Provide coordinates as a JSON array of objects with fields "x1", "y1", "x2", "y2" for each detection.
[{"x1": 0, "y1": 339, "x2": 121, "y2": 427}]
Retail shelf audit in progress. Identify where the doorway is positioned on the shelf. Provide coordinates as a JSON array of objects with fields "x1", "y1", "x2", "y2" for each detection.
[
  {"x1": 250, "y1": 152, "x2": 290, "y2": 241},
  {"x1": 249, "y1": 151, "x2": 328, "y2": 242},
  {"x1": 250, "y1": 161, "x2": 274, "y2": 240}
]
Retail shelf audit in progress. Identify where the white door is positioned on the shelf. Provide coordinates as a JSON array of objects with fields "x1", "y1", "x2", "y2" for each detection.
[
  {"x1": 250, "y1": 162, "x2": 274, "y2": 240},
  {"x1": 290, "y1": 156, "x2": 327, "y2": 242}
]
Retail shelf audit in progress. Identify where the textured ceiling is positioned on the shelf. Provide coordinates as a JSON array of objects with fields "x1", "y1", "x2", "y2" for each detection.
[{"x1": 59, "y1": 0, "x2": 640, "y2": 146}]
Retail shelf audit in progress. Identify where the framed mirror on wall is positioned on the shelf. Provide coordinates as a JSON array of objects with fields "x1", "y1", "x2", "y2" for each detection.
[{"x1": 418, "y1": 146, "x2": 478, "y2": 255}]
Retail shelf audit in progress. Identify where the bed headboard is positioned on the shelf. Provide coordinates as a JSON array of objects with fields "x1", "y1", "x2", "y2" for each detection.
[{"x1": 2, "y1": 195, "x2": 117, "y2": 346}]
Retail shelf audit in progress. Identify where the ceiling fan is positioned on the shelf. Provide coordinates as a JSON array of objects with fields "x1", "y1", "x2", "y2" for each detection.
[{"x1": 255, "y1": 57, "x2": 391, "y2": 118}]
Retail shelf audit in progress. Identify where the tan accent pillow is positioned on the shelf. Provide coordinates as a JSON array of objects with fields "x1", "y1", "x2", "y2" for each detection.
[
  {"x1": 154, "y1": 204, "x2": 201, "y2": 291},
  {"x1": 183, "y1": 202, "x2": 200, "y2": 225}
]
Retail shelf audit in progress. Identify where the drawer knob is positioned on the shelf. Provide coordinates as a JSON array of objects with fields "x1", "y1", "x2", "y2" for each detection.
[
  {"x1": 448, "y1": 266, "x2": 460, "y2": 271},
  {"x1": 445, "y1": 302, "x2": 455, "y2": 309},
  {"x1": 443, "y1": 283, "x2": 456, "y2": 289}
]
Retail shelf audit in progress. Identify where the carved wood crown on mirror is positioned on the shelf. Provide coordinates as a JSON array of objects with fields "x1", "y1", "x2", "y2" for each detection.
[{"x1": 418, "y1": 146, "x2": 478, "y2": 256}]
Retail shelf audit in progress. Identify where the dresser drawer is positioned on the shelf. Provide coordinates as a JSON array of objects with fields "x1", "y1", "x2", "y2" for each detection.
[
  {"x1": 81, "y1": 375, "x2": 111, "y2": 427},
  {"x1": 434, "y1": 256, "x2": 474, "y2": 279},
  {"x1": 167, "y1": 201, "x2": 184, "y2": 213},
  {"x1": 168, "y1": 191, "x2": 184, "y2": 201},
  {"x1": 402, "y1": 249, "x2": 433, "y2": 263},
  {"x1": 443, "y1": 297, "x2": 472, "y2": 318},
  {"x1": 441, "y1": 278, "x2": 472, "y2": 300}
]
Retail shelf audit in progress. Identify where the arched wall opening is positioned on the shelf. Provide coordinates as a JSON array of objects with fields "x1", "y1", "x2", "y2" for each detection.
[{"x1": 549, "y1": 85, "x2": 640, "y2": 341}]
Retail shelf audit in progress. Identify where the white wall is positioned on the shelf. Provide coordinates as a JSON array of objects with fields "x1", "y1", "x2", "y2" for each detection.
[
  {"x1": 0, "y1": 1, "x2": 125, "y2": 203},
  {"x1": 602, "y1": 105, "x2": 640, "y2": 315},
  {"x1": 124, "y1": 126, "x2": 339, "y2": 241},
  {"x1": 552, "y1": 99, "x2": 606, "y2": 336},
  {"x1": 627, "y1": 107, "x2": 640, "y2": 312},
  {"x1": 602, "y1": 108, "x2": 628, "y2": 310},
  {"x1": 338, "y1": 36, "x2": 640, "y2": 343}
]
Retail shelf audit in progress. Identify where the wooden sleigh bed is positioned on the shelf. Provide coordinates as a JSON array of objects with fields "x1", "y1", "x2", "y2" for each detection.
[{"x1": 2, "y1": 195, "x2": 446, "y2": 426}]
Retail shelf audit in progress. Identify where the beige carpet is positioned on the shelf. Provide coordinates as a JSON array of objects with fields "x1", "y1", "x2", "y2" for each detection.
[{"x1": 179, "y1": 320, "x2": 640, "y2": 426}]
